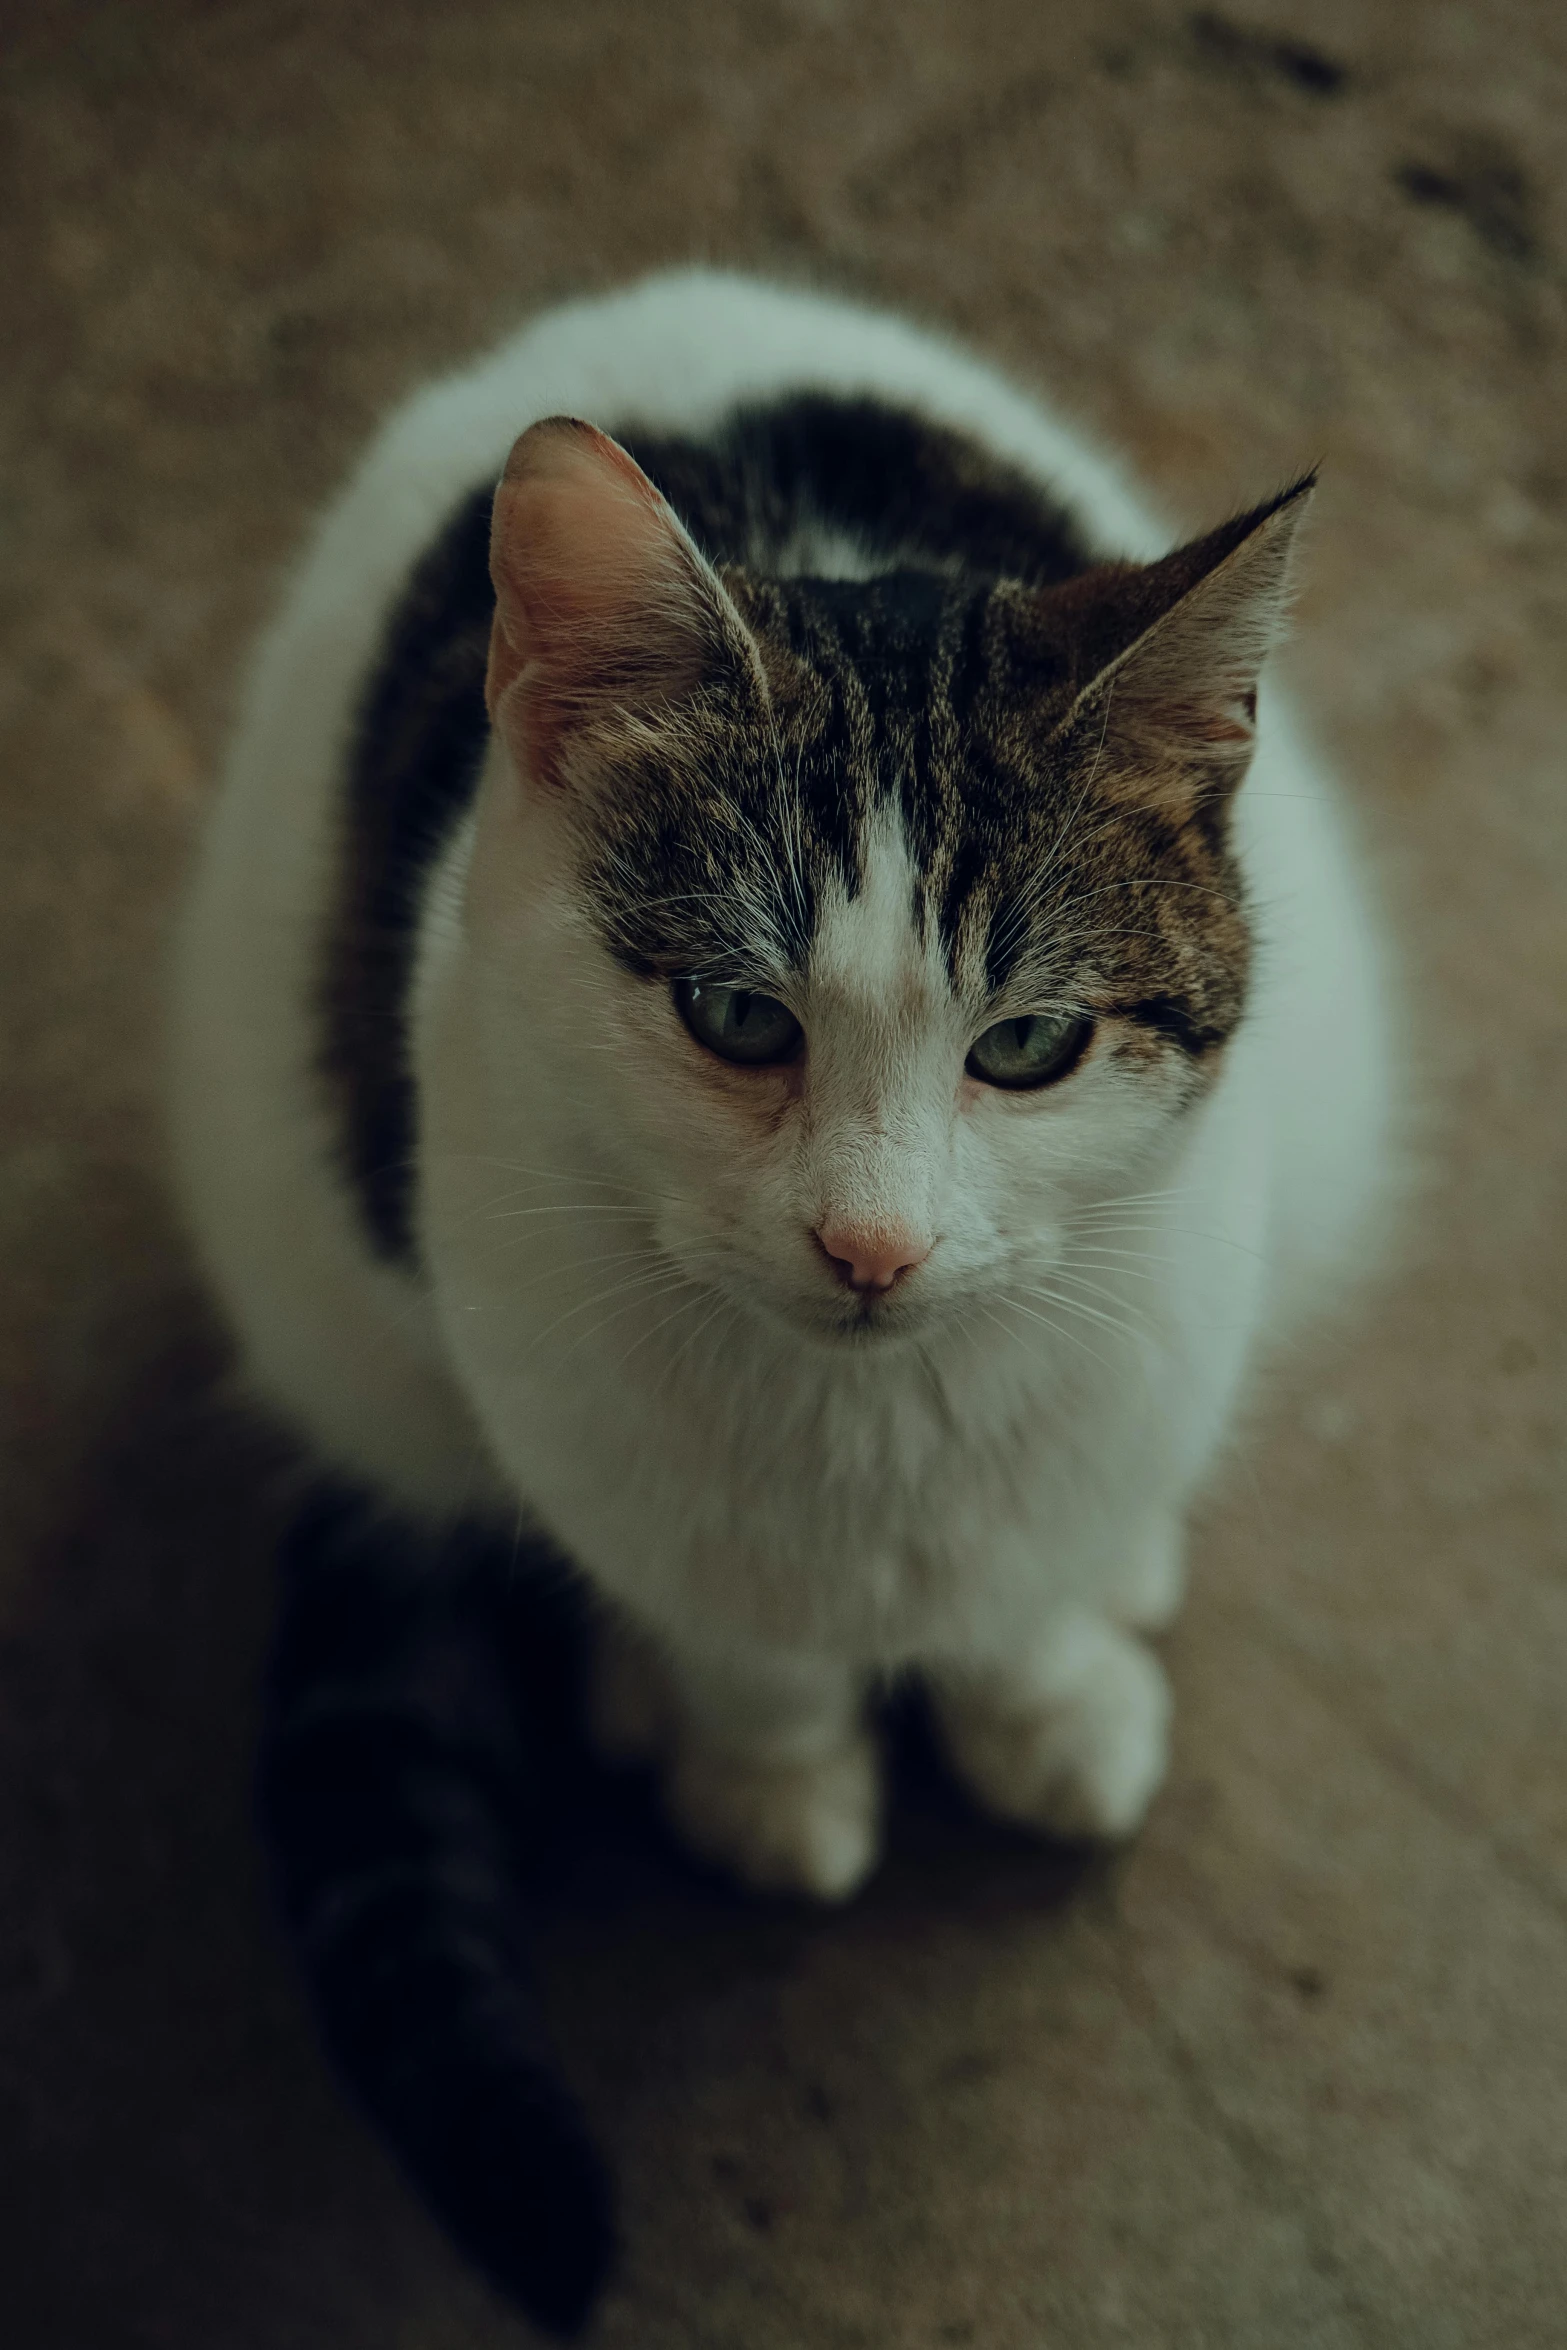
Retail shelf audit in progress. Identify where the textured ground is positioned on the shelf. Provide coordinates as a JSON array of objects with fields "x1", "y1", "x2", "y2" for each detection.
[{"x1": 3, "y1": 2, "x2": 1566, "y2": 2344}]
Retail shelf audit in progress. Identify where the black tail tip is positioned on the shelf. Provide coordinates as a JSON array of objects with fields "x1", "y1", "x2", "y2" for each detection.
[{"x1": 397, "y1": 2061, "x2": 617, "y2": 2337}]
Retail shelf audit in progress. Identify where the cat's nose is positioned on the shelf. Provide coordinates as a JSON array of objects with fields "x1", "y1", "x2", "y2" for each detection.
[{"x1": 815, "y1": 1223, "x2": 932, "y2": 1293}]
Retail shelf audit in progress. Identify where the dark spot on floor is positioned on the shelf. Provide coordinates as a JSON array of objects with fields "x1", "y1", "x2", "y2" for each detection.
[
  {"x1": 1188, "y1": 11, "x2": 1349, "y2": 98},
  {"x1": 1395, "y1": 147, "x2": 1538, "y2": 264}
]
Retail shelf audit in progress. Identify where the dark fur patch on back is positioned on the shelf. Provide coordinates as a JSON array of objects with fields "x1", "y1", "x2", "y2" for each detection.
[
  {"x1": 320, "y1": 481, "x2": 495, "y2": 1261},
  {"x1": 617, "y1": 395, "x2": 1091, "y2": 584}
]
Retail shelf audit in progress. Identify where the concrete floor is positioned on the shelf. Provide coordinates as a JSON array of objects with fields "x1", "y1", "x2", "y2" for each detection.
[{"x1": 2, "y1": 2, "x2": 1565, "y2": 2343}]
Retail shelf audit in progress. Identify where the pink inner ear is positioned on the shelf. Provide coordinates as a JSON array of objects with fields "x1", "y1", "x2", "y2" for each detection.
[{"x1": 486, "y1": 418, "x2": 716, "y2": 784}]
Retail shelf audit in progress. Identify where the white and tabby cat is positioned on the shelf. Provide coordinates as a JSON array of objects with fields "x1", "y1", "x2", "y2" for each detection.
[{"x1": 170, "y1": 270, "x2": 1391, "y2": 2331}]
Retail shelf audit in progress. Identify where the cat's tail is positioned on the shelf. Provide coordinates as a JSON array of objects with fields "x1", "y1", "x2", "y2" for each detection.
[{"x1": 257, "y1": 1484, "x2": 615, "y2": 2337}]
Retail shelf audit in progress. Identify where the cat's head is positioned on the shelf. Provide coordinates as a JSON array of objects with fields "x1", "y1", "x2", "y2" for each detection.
[{"x1": 470, "y1": 415, "x2": 1308, "y2": 1348}]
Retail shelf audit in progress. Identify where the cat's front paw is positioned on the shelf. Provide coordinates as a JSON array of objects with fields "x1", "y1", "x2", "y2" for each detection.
[
  {"x1": 665, "y1": 1729, "x2": 882, "y2": 1902},
  {"x1": 934, "y1": 1618, "x2": 1170, "y2": 1842}
]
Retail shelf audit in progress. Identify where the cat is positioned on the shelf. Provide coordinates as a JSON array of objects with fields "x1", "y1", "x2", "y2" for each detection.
[{"x1": 169, "y1": 269, "x2": 1392, "y2": 2333}]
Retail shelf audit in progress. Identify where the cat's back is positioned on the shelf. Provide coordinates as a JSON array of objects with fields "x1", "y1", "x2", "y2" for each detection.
[{"x1": 328, "y1": 270, "x2": 1163, "y2": 582}]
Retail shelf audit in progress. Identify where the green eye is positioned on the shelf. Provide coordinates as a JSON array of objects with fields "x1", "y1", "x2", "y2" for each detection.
[
  {"x1": 674, "y1": 978, "x2": 803, "y2": 1066},
  {"x1": 966, "y1": 1013, "x2": 1091, "y2": 1090}
]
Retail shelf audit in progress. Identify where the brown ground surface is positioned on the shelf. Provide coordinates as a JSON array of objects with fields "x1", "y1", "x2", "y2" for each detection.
[{"x1": 2, "y1": 2, "x2": 1565, "y2": 2344}]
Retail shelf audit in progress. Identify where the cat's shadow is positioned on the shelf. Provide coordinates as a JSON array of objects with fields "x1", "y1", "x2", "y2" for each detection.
[{"x1": 1, "y1": 1320, "x2": 1096, "y2": 2346}]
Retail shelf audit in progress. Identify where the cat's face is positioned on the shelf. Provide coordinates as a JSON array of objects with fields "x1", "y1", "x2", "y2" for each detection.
[{"x1": 474, "y1": 418, "x2": 1305, "y2": 1348}]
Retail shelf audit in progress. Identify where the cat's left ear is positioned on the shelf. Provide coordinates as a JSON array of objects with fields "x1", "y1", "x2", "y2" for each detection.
[
  {"x1": 1054, "y1": 474, "x2": 1314, "y2": 814},
  {"x1": 486, "y1": 416, "x2": 762, "y2": 793}
]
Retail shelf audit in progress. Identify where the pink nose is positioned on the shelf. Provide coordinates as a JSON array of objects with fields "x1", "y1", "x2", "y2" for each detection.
[{"x1": 816, "y1": 1223, "x2": 931, "y2": 1294}]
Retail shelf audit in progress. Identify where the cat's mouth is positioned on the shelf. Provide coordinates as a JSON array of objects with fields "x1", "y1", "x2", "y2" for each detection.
[
  {"x1": 832, "y1": 1304, "x2": 900, "y2": 1341},
  {"x1": 815, "y1": 1283, "x2": 929, "y2": 1346},
  {"x1": 731, "y1": 1269, "x2": 927, "y2": 1348}
]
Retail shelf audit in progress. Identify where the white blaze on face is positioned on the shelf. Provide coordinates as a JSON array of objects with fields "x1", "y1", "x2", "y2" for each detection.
[{"x1": 799, "y1": 805, "x2": 963, "y2": 1263}]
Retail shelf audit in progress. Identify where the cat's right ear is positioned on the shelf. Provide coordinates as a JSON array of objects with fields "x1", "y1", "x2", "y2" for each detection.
[{"x1": 486, "y1": 417, "x2": 759, "y2": 792}]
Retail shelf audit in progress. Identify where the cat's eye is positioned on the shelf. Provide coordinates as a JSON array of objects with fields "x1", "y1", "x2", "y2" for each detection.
[
  {"x1": 674, "y1": 978, "x2": 803, "y2": 1066},
  {"x1": 966, "y1": 1012, "x2": 1091, "y2": 1090}
]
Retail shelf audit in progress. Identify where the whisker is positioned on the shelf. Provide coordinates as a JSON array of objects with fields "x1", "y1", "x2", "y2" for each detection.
[
  {"x1": 988, "y1": 1292, "x2": 1114, "y2": 1371},
  {"x1": 1062, "y1": 1224, "x2": 1268, "y2": 1265},
  {"x1": 484, "y1": 1242, "x2": 667, "y2": 1289},
  {"x1": 1049, "y1": 876, "x2": 1243, "y2": 919},
  {"x1": 1017, "y1": 1283, "x2": 1146, "y2": 1346},
  {"x1": 483, "y1": 1202, "x2": 655, "y2": 1226},
  {"x1": 1042, "y1": 1262, "x2": 1162, "y2": 1314},
  {"x1": 547, "y1": 1282, "x2": 698, "y2": 1368},
  {"x1": 428, "y1": 1155, "x2": 640, "y2": 1190},
  {"x1": 524, "y1": 1264, "x2": 693, "y2": 1353},
  {"x1": 613, "y1": 1281, "x2": 713, "y2": 1371},
  {"x1": 973, "y1": 1297, "x2": 1036, "y2": 1363},
  {"x1": 1055, "y1": 1249, "x2": 1167, "y2": 1290},
  {"x1": 1067, "y1": 1185, "x2": 1192, "y2": 1217},
  {"x1": 653, "y1": 1291, "x2": 737, "y2": 1386}
]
